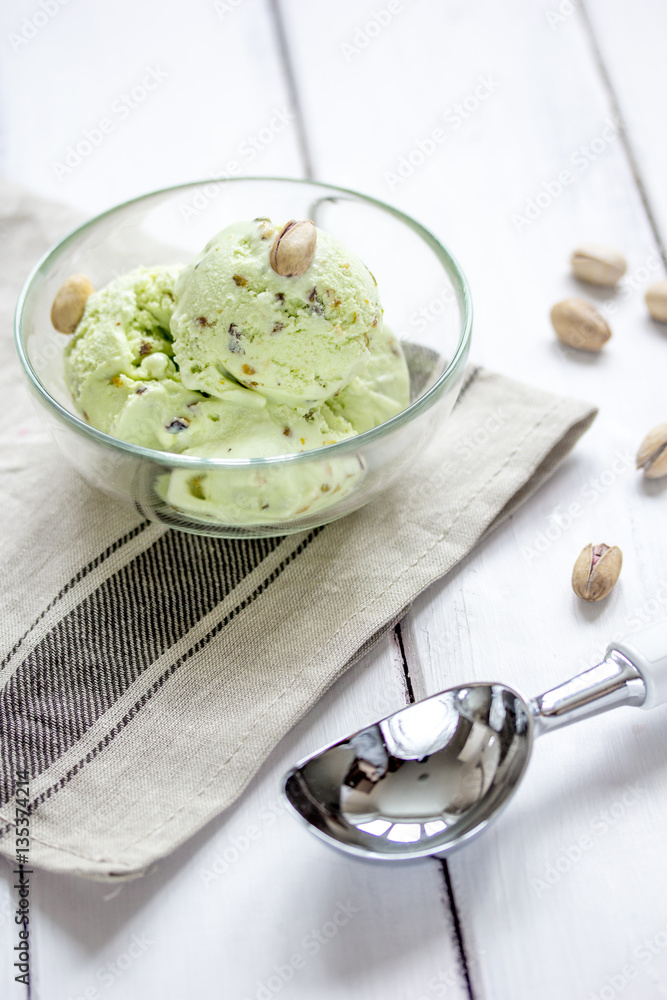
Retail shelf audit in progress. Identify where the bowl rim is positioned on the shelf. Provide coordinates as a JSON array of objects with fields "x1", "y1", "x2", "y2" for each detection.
[{"x1": 15, "y1": 176, "x2": 473, "y2": 470}]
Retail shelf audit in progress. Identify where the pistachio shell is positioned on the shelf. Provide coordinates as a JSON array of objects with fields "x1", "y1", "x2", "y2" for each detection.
[
  {"x1": 570, "y1": 244, "x2": 626, "y2": 286},
  {"x1": 51, "y1": 274, "x2": 94, "y2": 334},
  {"x1": 645, "y1": 280, "x2": 667, "y2": 323},
  {"x1": 636, "y1": 423, "x2": 667, "y2": 479},
  {"x1": 572, "y1": 543, "x2": 623, "y2": 602},
  {"x1": 270, "y1": 220, "x2": 317, "y2": 277},
  {"x1": 551, "y1": 297, "x2": 611, "y2": 352}
]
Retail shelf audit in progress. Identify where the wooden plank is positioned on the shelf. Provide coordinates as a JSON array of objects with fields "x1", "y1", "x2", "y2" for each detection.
[
  {"x1": 279, "y1": 0, "x2": 667, "y2": 997},
  {"x1": 25, "y1": 636, "x2": 469, "y2": 1000},
  {"x1": 585, "y1": 0, "x2": 667, "y2": 259},
  {"x1": 0, "y1": 0, "x2": 303, "y2": 215}
]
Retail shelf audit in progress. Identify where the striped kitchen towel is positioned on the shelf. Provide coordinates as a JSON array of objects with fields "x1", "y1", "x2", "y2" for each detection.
[{"x1": 0, "y1": 180, "x2": 596, "y2": 879}]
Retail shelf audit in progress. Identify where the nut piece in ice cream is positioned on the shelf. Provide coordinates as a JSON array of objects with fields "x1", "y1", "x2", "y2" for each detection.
[
  {"x1": 636, "y1": 423, "x2": 667, "y2": 479},
  {"x1": 270, "y1": 220, "x2": 317, "y2": 277},
  {"x1": 550, "y1": 297, "x2": 611, "y2": 352},
  {"x1": 571, "y1": 543, "x2": 623, "y2": 602},
  {"x1": 51, "y1": 274, "x2": 94, "y2": 333},
  {"x1": 570, "y1": 244, "x2": 626, "y2": 287},
  {"x1": 645, "y1": 280, "x2": 667, "y2": 323}
]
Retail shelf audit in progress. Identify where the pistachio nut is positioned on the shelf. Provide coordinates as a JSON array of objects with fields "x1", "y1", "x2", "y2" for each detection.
[
  {"x1": 270, "y1": 220, "x2": 317, "y2": 277},
  {"x1": 636, "y1": 423, "x2": 667, "y2": 479},
  {"x1": 551, "y1": 297, "x2": 611, "y2": 351},
  {"x1": 570, "y1": 244, "x2": 627, "y2": 286},
  {"x1": 572, "y1": 543, "x2": 623, "y2": 602},
  {"x1": 255, "y1": 217, "x2": 275, "y2": 241},
  {"x1": 645, "y1": 280, "x2": 667, "y2": 323},
  {"x1": 51, "y1": 274, "x2": 94, "y2": 334}
]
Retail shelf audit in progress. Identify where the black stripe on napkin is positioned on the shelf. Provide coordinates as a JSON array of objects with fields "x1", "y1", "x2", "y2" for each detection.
[
  {"x1": 0, "y1": 530, "x2": 283, "y2": 807},
  {"x1": 0, "y1": 527, "x2": 320, "y2": 840},
  {"x1": 0, "y1": 520, "x2": 151, "y2": 673}
]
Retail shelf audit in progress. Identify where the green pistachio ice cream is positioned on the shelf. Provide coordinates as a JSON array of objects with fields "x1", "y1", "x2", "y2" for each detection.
[
  {"x1": 63, "y1": 219, "x2": 410, "y2": 523},
  {"x1": 171, "y1": 219, "x2": 381, "y2": 406}
]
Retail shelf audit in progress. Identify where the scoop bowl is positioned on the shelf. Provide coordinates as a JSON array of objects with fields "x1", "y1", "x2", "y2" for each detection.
[{"x1": 284, "y1": 683, "x2": 533, "y2": 861}]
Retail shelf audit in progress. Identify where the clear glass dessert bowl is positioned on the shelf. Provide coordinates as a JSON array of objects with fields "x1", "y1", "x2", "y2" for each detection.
[{"x1": 15, "y1": 178, "x2": 472, "y2": 538}]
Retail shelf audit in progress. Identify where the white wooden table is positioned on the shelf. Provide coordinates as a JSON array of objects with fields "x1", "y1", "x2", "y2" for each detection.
[{"x1": 1, "y1": 1, "x2": 666, "y2": 997}]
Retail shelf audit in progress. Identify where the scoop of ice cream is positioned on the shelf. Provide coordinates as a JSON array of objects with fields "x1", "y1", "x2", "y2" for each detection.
[
  {"x1": 165, "y1": 324, "x2": 410, "y2": 522},
  {"x1": 65, "y1": 263, "x2": 369, "y2": 451},
  {"x1": 64, "y1": 265, "x2": 359, "y2": 456},
  {"x1": 65, "y1": 265, "x2": 181, "y2": 433},
  {"x1": 170, "y1": 219, "x2": 381, "y2": 406}
]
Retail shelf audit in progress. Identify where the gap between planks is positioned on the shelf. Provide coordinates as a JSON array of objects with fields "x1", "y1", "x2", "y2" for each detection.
[
  {"x1": 578, "y1": 3, "x2": 667, "y2": 268},
  {"x1": 267, "y1": 0, "x2": 314, "y2": 179},
  {"x1": 393, "y1": 624, "x2": 477, "y2": 1000}
]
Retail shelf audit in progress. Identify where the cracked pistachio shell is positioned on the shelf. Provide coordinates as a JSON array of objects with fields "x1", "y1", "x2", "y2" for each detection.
[
  {"x1": 572, "y1": 543, "x2": 623, "y2": 602},
  {"x1": 270, "y1": 220, "x2": 317, "y2": 277}
]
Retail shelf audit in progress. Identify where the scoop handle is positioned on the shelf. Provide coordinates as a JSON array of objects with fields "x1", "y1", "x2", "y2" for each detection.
[
  {"x1": 530, "y1": 620, "x2": 667, "y2": 736},
  {"x1": 607, "y1": 619, "x2": 667, "y2": 710}
]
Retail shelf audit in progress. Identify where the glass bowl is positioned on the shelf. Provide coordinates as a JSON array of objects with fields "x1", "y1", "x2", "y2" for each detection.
[{"x1": 15, "y1": 178, "x2": 472, "y2": 538}]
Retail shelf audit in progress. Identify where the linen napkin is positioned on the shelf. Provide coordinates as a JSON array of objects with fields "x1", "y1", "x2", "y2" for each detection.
[{"x1": 0, "y1": 181, "x2": 596, "y2": 880}]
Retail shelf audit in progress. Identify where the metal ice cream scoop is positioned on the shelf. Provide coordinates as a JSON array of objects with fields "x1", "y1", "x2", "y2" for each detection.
[{"x1": 283, "y1": 621, "x2": 667, "y2": 861}]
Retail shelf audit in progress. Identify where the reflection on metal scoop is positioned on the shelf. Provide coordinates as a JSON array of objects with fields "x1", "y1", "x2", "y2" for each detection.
[{"x1": 283, "y1": 621, "x2": 667, "y2": 861}]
